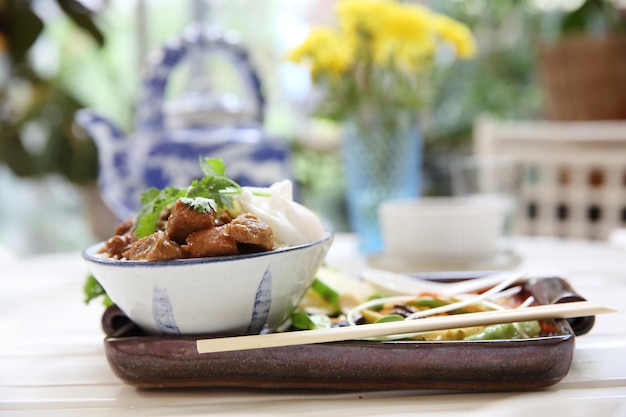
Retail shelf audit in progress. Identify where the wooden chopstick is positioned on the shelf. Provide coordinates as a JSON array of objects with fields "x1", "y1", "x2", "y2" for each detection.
[{"x1": 197, "y1": 301, "x2": 616, "y2": 354}]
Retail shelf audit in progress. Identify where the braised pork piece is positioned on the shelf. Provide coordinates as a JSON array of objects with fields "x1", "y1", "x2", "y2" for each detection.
[{"x1": 98, "y1": 200, "x2": 275, "y2": 261}]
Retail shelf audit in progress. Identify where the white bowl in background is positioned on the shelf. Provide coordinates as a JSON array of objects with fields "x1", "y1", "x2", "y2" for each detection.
[
  {"x1": 82, "y1": 232, "x2": 333, "y2": 336},
  {"x1": 379, "y1": 196, "x2": 511, "y2": 263}
]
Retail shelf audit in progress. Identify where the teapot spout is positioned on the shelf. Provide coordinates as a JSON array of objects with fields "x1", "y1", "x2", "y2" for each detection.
[
  {"x1": 75, "y1": 109, "x2": 135, "y2": 221},
  {"x1": 75, "y1": 109, "x2": 126, "y2": 147}
]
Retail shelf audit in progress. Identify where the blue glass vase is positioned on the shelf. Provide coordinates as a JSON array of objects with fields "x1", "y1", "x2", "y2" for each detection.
[{"x1": 342, "y1": 110, "x2": 422, "y2": 254}]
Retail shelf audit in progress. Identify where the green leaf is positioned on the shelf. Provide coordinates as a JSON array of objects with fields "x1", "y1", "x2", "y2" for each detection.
[
  {"x1": 134, "y1": 207, "x2": 162, "y2": 239},
  {"x1": 83, "y1": 274, "x2": 113, "y2": 307},
  {"x1": 366, "y1": 294, "x2": 384, "y2": 311},
  {"x1": 179, "y1": 197, "x2": 216, "y2": 213},
  {"x1": 310, "y1": 278, "x2": 340, "y2": 308},
  {"x1": 464, "y1": 321, "x2": 541, "y2": 341},
  {"x1": 133, "y1": 158, "x2": 242, "y2": 238},
  {"x1": 200, "y1": 157, "x2": 226, "y2": 177},
  {"x1": 55, "y1": 0, "x2": 105, "y2": 47},
  {"x1": 290, "y1": 312, "x2": 333, "y2": 330},
  {"x1": 140, "y1": 187, "x2": 162, "y2": 205},
  {"x1": 4, "y1": 1, "x2": 44, "y2": 65},
  {"x1": 374, "y1": 314, "x2": 405, "y2": 324},
  {"x1": 134, "y1": 186, "x2": 186, "y2": 238},
  {"x1": 291, "y1": 312, "x2": 316, "y2": 329}
]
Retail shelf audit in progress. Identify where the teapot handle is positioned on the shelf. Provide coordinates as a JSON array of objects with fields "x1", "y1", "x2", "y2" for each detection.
[{"x1": 135, "y1": 23, "x2": 265, "y2": 132}]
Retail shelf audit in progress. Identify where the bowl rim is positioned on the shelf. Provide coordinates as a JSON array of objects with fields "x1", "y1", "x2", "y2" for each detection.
[
  {"x1": 82, "y1": 231, "x2": 334, "y2": 268},
  {"x1": 380, "y1": 196, "x2": 510, "y2": 217}
]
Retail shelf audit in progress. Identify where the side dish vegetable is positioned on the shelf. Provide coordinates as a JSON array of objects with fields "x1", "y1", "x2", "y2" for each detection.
[{"x1": 291, "y1": 268, "x2": 549, "y2": 342}]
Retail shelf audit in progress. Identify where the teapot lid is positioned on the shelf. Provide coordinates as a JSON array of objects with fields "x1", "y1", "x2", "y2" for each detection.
[{"x1": 163, "y1": 91, "x2": 260, "y2": 129}]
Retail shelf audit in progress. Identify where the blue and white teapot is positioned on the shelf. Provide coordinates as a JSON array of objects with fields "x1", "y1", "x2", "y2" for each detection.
[{"x1": 76, "y1": 24, "x2": 291, "y2": 221}]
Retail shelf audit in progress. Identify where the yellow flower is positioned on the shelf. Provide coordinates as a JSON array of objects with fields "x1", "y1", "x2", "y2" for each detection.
[
  {"x1": 336, "y1": 0, "x2": 391, "y2": 39},
  {"x1": 286, "y1": 0, "x2": 476, "y2": 120},
  {"x1": 288, "y1": 28, "x2": 352, "y2": 78},
  {"x1": 372, "y1": 3, "x2": 437, "y2": 72},
  {"x1": 432, "y1": 14, "x2": 477, "y2": 59}
]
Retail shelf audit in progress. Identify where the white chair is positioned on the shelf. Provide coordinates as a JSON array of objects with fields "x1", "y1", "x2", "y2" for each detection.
[{"x1": 472, "y1": 115, "x2": 626, "y2": 239}]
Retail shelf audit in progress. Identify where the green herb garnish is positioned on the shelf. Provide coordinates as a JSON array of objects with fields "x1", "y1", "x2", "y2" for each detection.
[
  {"x1": 134, "y1": 157, "x2": 242, "y2": 238},
  {"x1": 83, "y1": 274, "x2": 113, "y2": 307}
]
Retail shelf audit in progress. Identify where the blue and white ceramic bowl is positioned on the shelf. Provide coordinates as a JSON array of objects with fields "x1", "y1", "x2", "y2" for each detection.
[{"x1": 82, "y1": 232, "x2": 333, "y2": 336}]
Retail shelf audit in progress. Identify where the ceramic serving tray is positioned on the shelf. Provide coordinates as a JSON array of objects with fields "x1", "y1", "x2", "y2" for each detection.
[{"x1": 101, "y1": 277, "x2": 593, "y2": 391}]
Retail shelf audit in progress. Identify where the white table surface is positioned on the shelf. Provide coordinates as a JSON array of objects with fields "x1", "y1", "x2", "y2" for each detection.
[{"x1": 1, "y1": 234, "x2": 626, "y2": 416}]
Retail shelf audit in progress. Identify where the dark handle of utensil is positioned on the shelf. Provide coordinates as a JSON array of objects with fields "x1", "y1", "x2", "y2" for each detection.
[
  {"x1": 418, "y1": 272, "x2": 596, "y2": 336},
  {"x1": 523, "y1": 276, "x2": 596, "y2": 336},
  {"x1": 102, "y1": 305, "x2": 143, "y2": 338}
]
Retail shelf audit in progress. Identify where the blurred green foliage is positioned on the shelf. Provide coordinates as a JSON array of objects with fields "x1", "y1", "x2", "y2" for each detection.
[
  {"x1": 425, "y1": 1, "x2": 544, "y2": 152},
  {"x1": 419, "y1": 0, "x2": 624, "y2": 194},
  {"x1": 426, "y1": 0, "x2": 625, "y2": 149},
  {"x1": 0, "y1": 0, "x2": 104, "y2": 184}
]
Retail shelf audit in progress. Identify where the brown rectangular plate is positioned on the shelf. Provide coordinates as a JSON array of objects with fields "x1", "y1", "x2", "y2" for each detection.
[
  {"x1": 104, "y1": 321, "x2": 573, "y2": 390},
  {"x1": 101, "y1": 277, "x2": 591, "y2": 391}
]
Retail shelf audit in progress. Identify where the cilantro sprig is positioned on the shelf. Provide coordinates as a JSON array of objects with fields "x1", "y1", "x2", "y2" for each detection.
[
  {"x1": 83, "y1": 274, "x2": 113, "y2": 307},
  {"x1": 133, "y1": 157, "x2": 242, "y2": 238}
]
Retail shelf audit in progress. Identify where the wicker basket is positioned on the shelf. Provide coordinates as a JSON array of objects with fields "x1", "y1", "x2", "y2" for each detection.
[{"x1": 538, "y1": 34, "x2": 626, "y2": 120}]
